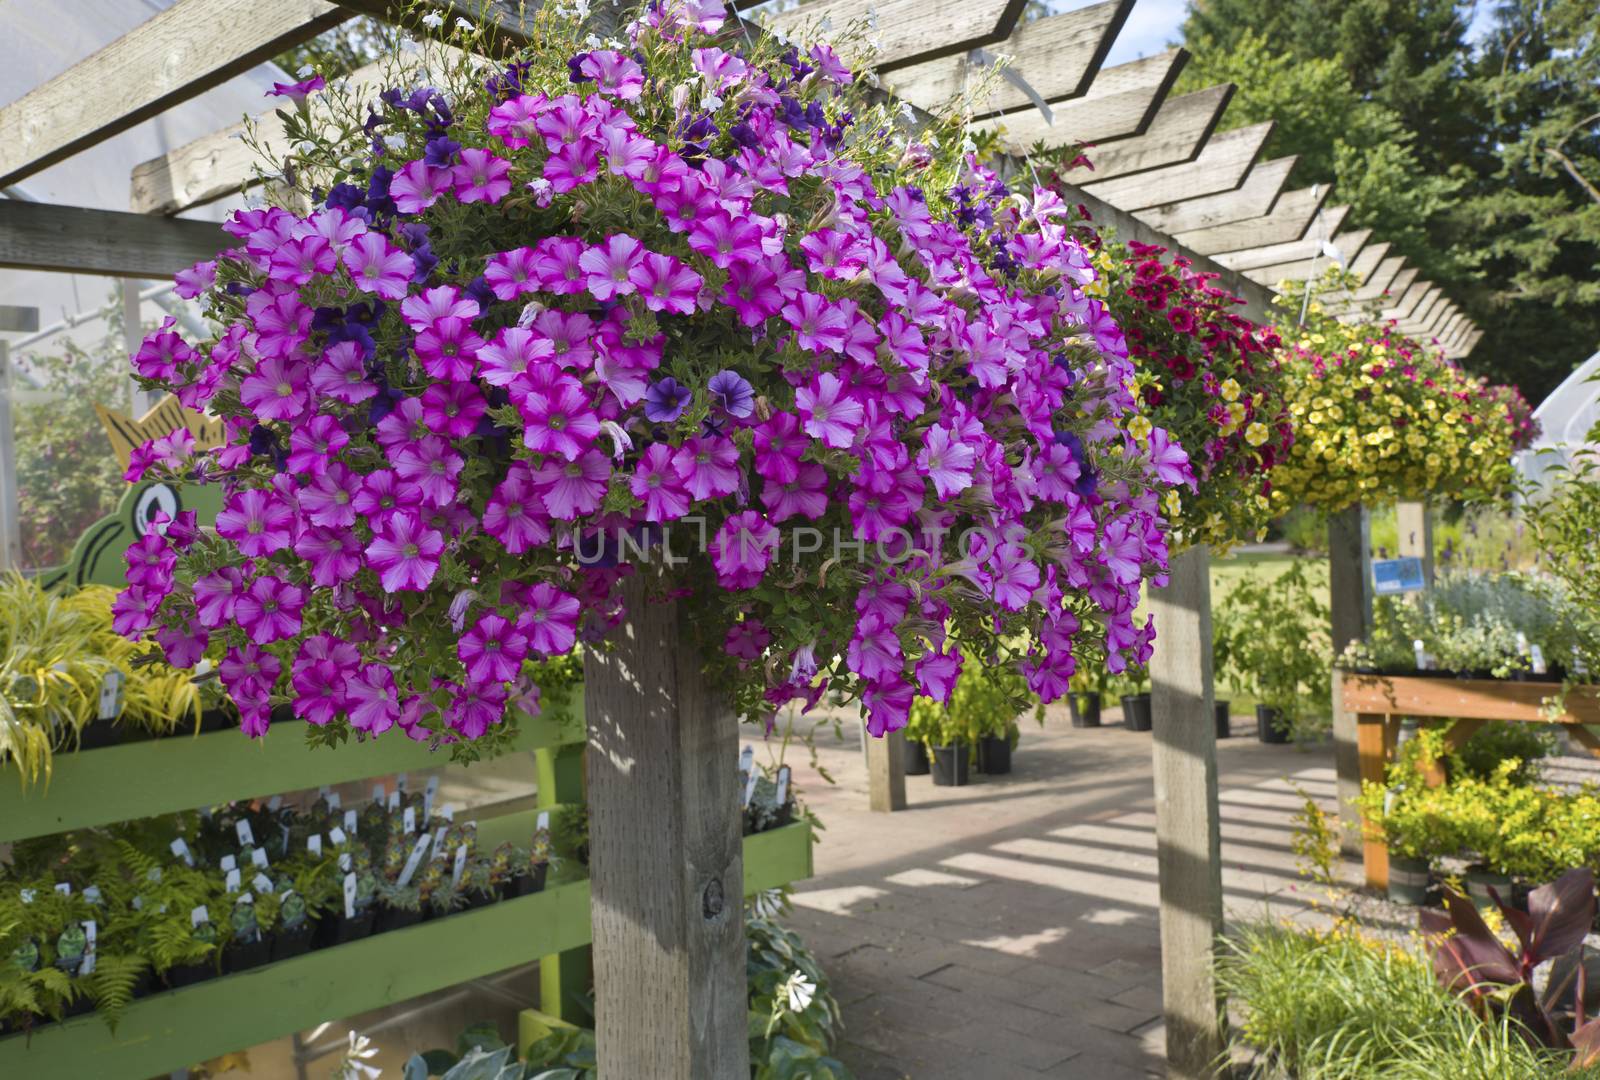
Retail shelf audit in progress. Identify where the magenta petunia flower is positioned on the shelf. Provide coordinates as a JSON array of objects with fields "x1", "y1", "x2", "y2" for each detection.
[
  {"x1": 240, "y1": 355, "x2": 312, "y2": 422},
  {"x1": 294, "y1": 524, "x2": 363, "y2": 586},
  {"x1": 266, "y1": 74, "x2": 325, "y2": 102},
  {"x1": 414, "y1": 316, "x2": 484, "y2": 382},
  {"x1": 630, "y1": 443, "x2": 692, "y2": 522},
  {"x1": 722, "y1": 259, "x2": 786, "y2": 327},
  {"x1": 348, "y1": 664, "x2": 399, "y2": 735},
  {"x1": 111, "y1": 586, "x2": 160, "y2": 638},
  {"x1": 234, "y1": 574, "x2": 306, "y2": 644},
  {"x1": 286, "y1": 414, "x2": 350, "y2": 476},
  {"x1": 632, "y1": 252, "x2": 702, "y2": 315},
  {"x1": 709, "y1": 511, "x2": 779, "y2": 589},
  {"x1": 343, "y1": 232, "x2": 415, "y2": 300},
  {"x1": 688, "y1": 213, "x2": 762, "y2": 270},
  {"x1": 216, "y1": 489, "x2": 296, "y2": 557},
  {"x1": 365, "y1": 510, "x2": 446, "y2": 592},
  {"x1": 724, "y1": 618, "x2": 770, "y2": 661},
  {"x1": 459, "y1": 612, "x2": 530, "y2": 684},
  {"x1": 518, "y1": 380, "x2": 600, "y2": 460},
  {"x1": 578, "y1": 235, "x2": 646, "y2": 301},
  {"x1": 531, "y1": 236, "x2": 588, "y2": 293},
  {"x1": 269, "y1": 234, "x2": 336, "y2": 286},
  {"x1": 916, "y1": 425, "x2": 976, "y2": 499},
  {"x1": 310, "y1": 340, "x2": 377, "y2": 404},
  {"x1": 532, "y1": 449, "x2": 610, "y2": 520},
  {"x1": 579, "y1": 50, "x2": 645, "y2": 99},
  {"x1": 847, "y1": 612, "x2": 903, "y2": 684},
  {"x1": 480, "y1": 326, "x2": 555, "y2": 387},
  {"x1": 980, "y1": 543, "x2": 1040, "y2": 612},
  {"x1": 421, "y1": 381, "x2": 488, "y2": 438},
  {"x1": 795, "y1": 372, "x2": 864, "y2": 449},
  {"x1": 247, "y1": 288, "x2": 312, "y2": 360},
  {"x1": 391, "y1": 435, "x2": 464, "y2": 507},
  {"x1": 124, "y1": 532, "x2": 176, "y2": 593},
  {"x1": 299, "y1": 461, "x2": 361, "y2": 528},
  {"x1": 448, "y1": 680, "x2": 508, "y2": 738},
  {"x1": 487, "y1": 93, "x2": 545, "y2": 148},
  {"x1": 517, "y1": 582, "x2": 580, "y2": 656},
  {"x1": 1147, "y1": 426, "x2": 1196, "y2": 489},
  {"x1": 451, "y1": 147, "x2": 513, "y2": 203},
  {"x1": 219, "y1": 643, "x2": 282, "y2": 702},
  {"x1": 751, "y1": 412, "x2": 805, "y2": 484},
  {"x1": 483, "y1": 463, "x2": 551, "y2": 554},
  {"x1": 391, "y1": 159, "x2": 452, "y2": 214},
  {"x1": 352, "y1": 468, "x2": 423, "y2": 525},
  {"x1": 543, "y1": 141, "x2": 601, "y2": 192},
  {"x1": 155, "y1": 621, "x2": 208, "y2": 670},
  {"x1": 761, "y1": 462, "x2": 829, "y2": 522},
  {"x1": 401, "y1": 285, "x2": 480, "y2": 330},
  {"x1": 484, "y1": 246, "x2": 540, "y2": 300},
  {"x1": 672, "y1": 435, "x2": 741, "y2": 501},
  {"x1": 192, "y1": 566, "x2": 244, "y2": 629},
  {"x1": 914, "y1": 648, "x2": 962, "y2": 705}
]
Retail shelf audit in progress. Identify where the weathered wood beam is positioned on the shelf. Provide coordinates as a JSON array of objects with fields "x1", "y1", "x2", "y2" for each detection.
[
  {"x1": 1400, "y1": 292, "x2": 1450, "y2": 337},
  {"x1": 1211, "y1": 207, "x2": 1352, "y2": 272},
  {"x1": 1053, "y1": 85, "x2": 1234, "y2": 183},
  {"x1": 1338, "y1": 240, "x2": 1392, "y2": 289},
  {"x1": 1341, "y1": 259, "x2": 1410, "y2": 309},
  {"x1": 882, "y1": 0, "x2": 1133, "y2": 115},
  {"x1": 1134, "y1": 155, "x2": 1296, "y2": 235},
  {"x1": 132, "y1": 56, "x2": 410, "y2": 215},
  {"x1": 1238, "y1": 228, "x2": 1372, "y2": 286},
  {"x1": 0, "y1": 0, "x2": 348, "y2": 187},
  {"x1": 980, "y1": 50, "x2": 1187, "y2": 153},
  {"x1": 1436, "y1": 314, "x2": 1468, "y2": 350},
  {"x1": 1416, "y1": 300, "x2": 1459, "y2": 339},
  {"x1": 1457, "y1": 329, "x2": 1483, "y2": 358},
  {"x1": 0, "y1": 199, "x2": 228, "y2": 278},
  {"x1": 1387, "y1": 284, "x2": 1440, "y2": 327},
  {"x1": 762, "y1": 0, "x2": 1029, "y2": 72},
  {"x1": 1082, "y1": 122, "x2": 1272, "y2": 212},
  {"x1": 1173, "y1": 184, "x2": 1331, "y2": 255}
]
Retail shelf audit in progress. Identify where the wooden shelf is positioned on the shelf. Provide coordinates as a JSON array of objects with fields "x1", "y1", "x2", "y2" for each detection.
[
  {"x1": 1340, "y1": 672, "x2": 1600, "y2": 725},
  {"x1": 0, "y1": 822, "x2": 811, "y2": 1079},
  {"x1": 0, "y1": 705, "x2": 585, "y2": 844}
]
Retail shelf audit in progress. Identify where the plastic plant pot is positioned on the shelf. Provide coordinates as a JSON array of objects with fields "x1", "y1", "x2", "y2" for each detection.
[
  {"x1": 929, "y1": 743, "x2": 969, "y2": 787},
  {"x1": 977, "y1": 735, "x2": 1012, "y2": 775},
  {"x1": 903, "y1": 738, "x2": 931, "y2": 775},
  {"x1": 1465, "y1": 867, "x2": 1513, "y2": 911},
  {"x1": 1256, "y1": 705, "x2": 1289, "y2": 744},
  {"x1": 1214, "y1": 700, "x2": 1231, "y2": 739},
  {"x1": 1121, "y1": 693, "x2": 1153, "y2": 732},
  {"x1": 1387, "y1": 856, "x2": 1431, "y2": 906},
  {"x1": 1068, "y1": 692, "x2": 1102, "y2": 728}
]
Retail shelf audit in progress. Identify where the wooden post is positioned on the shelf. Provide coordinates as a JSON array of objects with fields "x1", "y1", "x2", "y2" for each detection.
[
  {"x1": 1329, "y1": 505, "x2": 1370, "y2": 856},
  {"x1": 1395, "y1": 500, "x2": 1433, "y2": 586},
  {"x1": 0, "y1": 341, "x2": 22, "y2": 570},
  {"x1": 584, "y1": 576, "x2": 748, "y2": 1078},
  {"x1": 867, "y1": 729, "x2": 907, "y2": 812},
  {"x1": 1357, "y1": 712, "x2": 1398, "y2": 889},
  {"x1": 1149, "y1": 545, "x2": 1224, "y2": 1078},
  {"x1": 536, "y1": 742, "x2": 591, "y2": 1022}
]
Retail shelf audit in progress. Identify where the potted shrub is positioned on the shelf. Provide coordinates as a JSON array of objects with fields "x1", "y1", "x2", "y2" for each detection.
[
  {"x1": 1067, "y1": 669, "x2": 1104, "y2": 729},
  {"x1": 1213, "y1": 561, "x2": 1332, "y2": 744},
  {"x1": 900, "y1": 702, "x2": 935, "y2": 776},
  {"x1": 222, "y1": 895, "x2": 270, "y2": 973},
  {"x1": 1111, "y1": 666, "x2": 1152, "y2": 732}
]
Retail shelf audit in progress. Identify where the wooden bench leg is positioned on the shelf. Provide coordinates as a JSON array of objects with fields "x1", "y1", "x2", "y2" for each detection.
[{"x1": 1357, "y1": 713, "x2": 1396, "y2": 890}]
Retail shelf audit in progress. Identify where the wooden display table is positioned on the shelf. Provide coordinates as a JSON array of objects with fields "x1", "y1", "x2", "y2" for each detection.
[{"x1": 1344, "y1": 672, "x2": 1600, "y2": 890}]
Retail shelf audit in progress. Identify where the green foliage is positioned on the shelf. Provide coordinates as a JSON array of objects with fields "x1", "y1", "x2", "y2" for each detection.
[
  {"x1": 904, "y1": 649, "x2": 1042, "y2": 748},
  {"x1": 1213, "y1": 560, "x2": 1332, "y2": 739},
  {"x1": 1218, "y1": 921, "x2": 1596, "y2": 1078}
]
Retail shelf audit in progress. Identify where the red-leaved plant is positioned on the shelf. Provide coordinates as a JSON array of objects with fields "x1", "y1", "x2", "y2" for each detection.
[{"x1": 1421, "y1": 868, "x2": 1600, "y2": 1066}]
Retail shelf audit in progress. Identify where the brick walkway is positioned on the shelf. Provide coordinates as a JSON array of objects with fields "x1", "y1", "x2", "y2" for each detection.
[{"x1": 772, "y1": 706, "x2": 1338, "y2": 1079}]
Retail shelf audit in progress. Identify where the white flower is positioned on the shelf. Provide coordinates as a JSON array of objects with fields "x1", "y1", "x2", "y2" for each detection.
[
  {"x1": 421, "y1": 11, "x2": 444, "y2": 28},
  {"x1": 297, "y1": 64, "x2": 316, "y2": 78},
  {"x1": 600, "y1": 421, "x2": 634, "y2": 460},
  {"x1": 383, "y1": 133, "x2": 408, "y2": 152},
  {"x1": 337, "y1": 1030, "x2": 381, "y2": 1079},
  {"x1": 783, "y1": 972, "x2": 816, "y2": 1013},
  {"x1": 517, "y1": 298, "x2": 548, "y2": 327},
  {"x1": 702, "y1": 93, "x2": 724, "y2": 111},
  {"x1": 455, "y1": 17, "x2": 475, "y2": 31}
]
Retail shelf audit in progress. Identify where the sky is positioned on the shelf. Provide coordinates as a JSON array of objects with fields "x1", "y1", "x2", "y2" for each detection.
[{"x1": 1084, "y1": 0, "x2": 1502, "y2": 67}]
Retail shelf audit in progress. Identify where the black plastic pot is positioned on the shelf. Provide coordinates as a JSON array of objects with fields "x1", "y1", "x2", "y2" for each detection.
[
  {"x1": 1068, "y1": 692, "x2": 1102, "y2": 728},
  {"x1": 1387, "y1": 856, "x2": 1431, "y2": 906},
  {"x1": 165, "y1": 960, "x2": 216, "y2": 989},
  {"x1": 196, "y1": 708, "x2": 238, "y2": 734},
  {"x1": 462, "y1": 887, "x2": 498, "y2": 912},
  {"x1": 378, "y1": 907, "x2": 425, "y2": 933},
  {"x1": 224, "y1": 935, "x2": 272, "y2": 974},
  {"x1": 977, "y1": 735, "x2": 1012, "y2": 775},
  {"x1": 62, "y1": 988, "x2": 95, "y2": 1018},
  {"x1": 318, "y1": 910, "x2": 375, "y2": 947},
  {"x1": 1214, "y1": 700, "x2": 1231, "y2": 739},
  {"x1": 903, "y1": 737, "x2": 931, "y2": 775},
  {"x1": 1256, "y1": 705, "x2": 1289, "y2": 744},
  {"x1": 75, "y1": 720, "x2": 121, "y2": 750},
  {"x1": 273, "y1": 923, "x2": 315, "y2": 961},
  {"x1": 929, "y1": 743, "x2": 969, "y2": 787},
  {"x1": 1121, "y1": 693, "x2": 1152, "y2": 732}
]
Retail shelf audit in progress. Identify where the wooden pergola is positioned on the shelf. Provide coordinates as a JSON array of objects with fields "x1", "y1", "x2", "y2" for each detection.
[{"x1": 0, "y1": 2, "x2": 1486, "y2": 1078}]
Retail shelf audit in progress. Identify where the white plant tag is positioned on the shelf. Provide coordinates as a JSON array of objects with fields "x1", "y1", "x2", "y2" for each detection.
[
  {"x1": 403, "y1": 806, "x2": 417, "y2": 834},
  {"x1": 434, "y1": 824, "x2": 448, "y2": 853},
  {"x1": 97, "y1": 671, "x2": 125, "y2": 721},
  {"x1": 388, "y1": 791, "x2": 401, "y2": 811},
  {"x1": 83, "y1": 886, "x2": 102, "y2": 905},
  {"x1": 328, "y1": 792, "x2": 342, "y2": 811},
  {"x1": 742, "y1": 769, "x2": 758, "y2": 808},
  {"x1": 344, "y1": 809, "x2": 358, "y2": 835},
  {"x1": 251, "y1": 848, "x2": 269, "y2": 869},
  {"x1": 236, "y1": 820, "x2": 254, "y2": 846},
  {"x1": 1531, "y1": 644, "x2": 1548, "y2": 675},
  {"x1": 220, "y1": 855, "x2": 237, "y2": 873},
  {"x1": 225, "y1": 868, "x2": 241, "y2": 893},
  {"x1": 329, "y1": 827, "x2": 347, "y2": 847},
  {"x1": 191, "y1": 905, "x2": 210, "y2": 928},
  {"x1": 308, "y1": 834, "x2": 323, "y2": 856},
  {"x1": 441, "y1": 804, "x2": 455, "y2": 822},
  {"x1": 171, "y1": 839, "x2": 194, "y2": 867},
  {"x1": 253, "y1": 873, "x2": 273, "y2": 894},
  {"x1": 452, "y1": 843, "x2": 469, "y2": 888},
  {"x1": 396, "y1": 773, "x2": 409, "y2": 792},
  {"x1": 536, "y1": 811, "x2": 549, "y2": 832},
  {"x1": 54, "y1": 882, "x2": 71, "y2": 896},
  {"x1": 19, "y1": 889, "x2": 34, "y2": 904},
  {"x1": 396, "y1": 834, "x2": 431, "y2": 887},
  {"x1": 739, "y1": 746, "x2": 753, "y2": 773},
  {"x1": 343, "y1": 873, "x2": 358, "y2": 919},
  {"x1": 775, "y1": 765, "x2": 791, "y2": 806},
  {"x1": 80, "y1": 921, "x2": 97, "y2": 975},
  {"x1": 267, "y1": 795, "x2": 282, "y2": 813},
  {"x1": 373, "y1": 784, "x2": 385, "y2": 804},
  {"x1": 339, "y1": 852, "x2": 352, "y2": 872}
]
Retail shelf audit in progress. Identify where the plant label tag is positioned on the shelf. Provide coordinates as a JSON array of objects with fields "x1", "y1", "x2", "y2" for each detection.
[
  {"x1": 236, "y1": 820, "x2": 254, "y2": 847},
  {"x1": 148, "y1": 868, "x2": 162, "y2": 883},
  {"x1": 434, "y1": 825, "x2": 448, "y2": 853},
  {"x1": 253, "y1": 873, "x2": 273, "y2": 894},
  {"x1": 536, "y1": 811, "x2": 549, "y2": 832},
  {"x1": 742, "y1": 769, "x2": 758, "y2": 808},
  {"x1": 97, "y1": 671, "x2": 125, "y2": 721},
  {"x1": 441, "y1": 804, "x2": 455, "y2": 822},
  {"x1": 327, "y1": 792, "x2": 342, "y2": 811},
  {"x1": 452, "y1": 843, "x2": 469, "y2": 889},
  {"x1": 1531, "y1": 644, "x2": 1548, "y2": 675},
  {"x1": 403, "y1": 806, "x2": 417, "y2": 834},
  {"x1": 339, "y1": 852, "x2": 351, "y2": 872},
  {"x1": 191, "y1": 905, "x2": 210, "y2": 928},
  {"x1": 373, "y1": 784, "x2": 385, "y2": 804},
  {"x1": 83, "y1": 885, "x2": 102, "y2": 905},
  {"x1": 171, "y1": 839, "x2": 194, "y2": 866},
  {"x1": 19, "y1": 889, "x2": 34, "y2": 904},
  {"x1": 267, "y1": 795, "x2": 282, "y2": 813},
  {"x1": 80, "y1": 921, "x2": 97, "y2": 975},
  {"x1": 343, "y1": 874, "x2": 357, "y2": 919},
  {"x1": 319, "y1": 785, "x2": 331, "y2": 798},
  {"x1": 388, "y1": 791, "x2": 401, "y2": 811},
  {"x1": 396, "y1": 773, "x2": 409, "y2": 792},
  {"x1": 396, "y1": 834, "x2": 431, "y2": 887},
  {"x1": 225, "y1": 868, "x2": 241, "y2": 893},
  {"x1": 308, "y1": 834, "x2": 323, "y2": 856},
  {"x1": 739, "y1": 746, "x2": 753, "y2": 773},
  {"x1": 251, "y1": 848, "x2": 269, "y2": 869},
  {"x1": 220, "y1": 855, "x2": 237, "y2": 873},
  {"x1": 54, "y1": 882, "x2": 71, "y2": 896},
  {"x1": 344, "y1": 809, "x2": 358, "y2": 835},
  {"x1": 775, "y1": 765, "x2": 791, "y2": 806},
  {"x1": 329, "y1": 827, "x2": 347, "y2": 847}
]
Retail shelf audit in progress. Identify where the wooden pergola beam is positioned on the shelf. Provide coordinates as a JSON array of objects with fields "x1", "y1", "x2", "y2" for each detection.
[
  {"x1": 0, "y1": 0, "x2": 348, "y2": 188},
  {"x1": 1238, "y1": 228, "x2": 1372, "y2": 286},
  {"x1": 1082, "y1": 121, "x2": 1272, "y2": 212},
  {"x1": 1457, "y1": 329, "x2": 1483, "y2": 357},
  {"x1": 882, "y1": 0, "x2": 1133, "y2": 115},
  {"x1": 1134, "y1": 154, "x2": 1295, "y2": 235},
  {"x1": 0, "y1": 199, "x2": 227, "y2": 278},
  {"x1": 761, "y1": 0, "x2": 1029, "y2": 71},
  {"x1": 982, "y1": 50, "x2": 1187, "y2": 153},
  {"x1": 1173, "y1": 184, "x2": 1331, "y2": 255},
  {"x1": 1054, "y1": 85, "x2": 1234, "y2": 183},
  {"x1": 1211, "y1": 207, "x2": 1352, "y2": 271},
  {"x1": 1337, "y1": 240, "x2": 1392, "y2": 289},
  {"x1": 1388, "y1": 284, "x2": 1440, "y2": 327},
  {"x1": 1346, "y1": 260, "x2": 1412, "y2": 308},
  {"x1": 1402, "y1": 292, "x2": 1451, "y2": 337},
  {"x1": 1437, "y1": 314, "x2": 1469, "y2": 350}
]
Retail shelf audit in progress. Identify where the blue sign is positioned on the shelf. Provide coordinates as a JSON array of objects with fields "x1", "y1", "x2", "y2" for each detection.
[{"x1": 1372, "y1": 556, "x2": 1426, "y2": 595}]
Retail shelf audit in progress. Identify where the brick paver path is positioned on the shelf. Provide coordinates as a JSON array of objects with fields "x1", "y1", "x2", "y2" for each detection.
[{"x1": 771, "y1": 705, "x2": 1337, "y2": 1079}]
